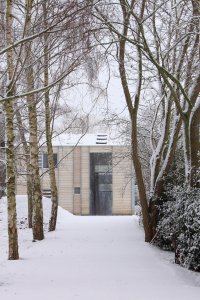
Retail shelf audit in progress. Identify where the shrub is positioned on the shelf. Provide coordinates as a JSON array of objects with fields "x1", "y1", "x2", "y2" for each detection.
[{"x1": 155, "y1": 187, "x2": 200, "y2": 271}]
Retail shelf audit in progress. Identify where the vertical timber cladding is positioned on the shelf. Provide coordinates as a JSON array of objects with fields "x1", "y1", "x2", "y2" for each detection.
[
  {"x1": 73, "y1": 146, "x2": 81, "y2": 215},
  {"x1": 58, "y1": 146, "x2": 73, "y2": 212},
  {"x1": 112, "y1": 147, "x2": 132, "y2": 215},
  {"x1": 90, "y1": 152, "x2": 113, "y2": 215}
]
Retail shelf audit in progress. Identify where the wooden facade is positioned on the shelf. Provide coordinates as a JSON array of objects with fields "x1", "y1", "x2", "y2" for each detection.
[{"x1": 16, "y1": 143, "x2": 134, "y2": 215}]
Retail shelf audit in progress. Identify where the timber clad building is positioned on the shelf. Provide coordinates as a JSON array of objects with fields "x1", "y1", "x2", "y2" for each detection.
[{"x1": 16, "y1": 134, "x2": 135, "y2": 215}]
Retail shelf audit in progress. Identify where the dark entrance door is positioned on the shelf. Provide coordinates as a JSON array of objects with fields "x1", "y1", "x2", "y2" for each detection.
[{"x1": 90, "y1": 153, "x2": 112, "y2": 215}]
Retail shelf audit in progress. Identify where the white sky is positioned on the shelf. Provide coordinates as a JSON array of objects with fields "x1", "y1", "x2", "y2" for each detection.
[{"x1": 53, "y1": 64, "x2": 130, "y2": 135}]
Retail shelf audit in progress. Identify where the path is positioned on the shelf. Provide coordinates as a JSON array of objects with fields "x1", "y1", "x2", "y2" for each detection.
[{"x1": 1, "y1": 204, "x2": 200, "y2": 300}]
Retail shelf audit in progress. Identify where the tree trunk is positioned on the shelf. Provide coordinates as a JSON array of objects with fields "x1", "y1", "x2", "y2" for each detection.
[
  {"x1": 27, "y1": 175, "x2": 33, "y2": 228},
  {"x1": 43, "y1": 2, "x2": 58, "y2": 231},
  {"x1": 154, "y1": 116, "x2": 182, "y2": 197},
  {"x1": 15, "y1": 106, "x2": 33, "y2": 228},
  {"x1": 28, "y1": 99, "x2": 44, "y2": 240},
  {"x1": 183, "y1": 114, "x2": 191, "y2": 185},
  {"x1": 5, "y1": 0, "x2": 19, "y2": 260},
  {"x1": 190, "y1": 108, "x2": 200, "y2": 188},
  {"x1": 25, "y1": 0, "x2": 44, "y2": 240},
  {"x1": 118, "y1": 0, "x2": 153, "y2": 242},
  {"x1": 150, "y1": 96, "x2": 172, "y2": 195},
  {"x1": 131, "y1": 121, "x2": 154, "y2": 242},
  {"x1": 4, "y1": 100, "x2": 19, "y2": 259}
]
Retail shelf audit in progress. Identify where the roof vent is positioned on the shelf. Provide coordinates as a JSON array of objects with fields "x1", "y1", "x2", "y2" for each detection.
[{"x1": 96, "y1": 134, "x2": 107, "y2": 145}]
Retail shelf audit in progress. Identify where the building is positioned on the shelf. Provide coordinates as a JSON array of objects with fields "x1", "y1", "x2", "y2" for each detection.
[{"x1": 16, "y1": 133, "x2": 135, "y2": 215}]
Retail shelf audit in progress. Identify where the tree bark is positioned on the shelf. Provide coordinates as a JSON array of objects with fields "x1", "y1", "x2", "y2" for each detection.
[
  {"x1": 43, "y1": 2, "x2": 58, "y2": 232},
  {"x1": 118, "y1": 0, "x2": 153, "y2": 242},
  {"x1": 5, "y1": 0, "x2": 19, "y2": 260},
  {"x1": 28, "y1": 95, "x2": 44, "y2": 240},
  {"x1": 131, "y1": 119, "x2": 153, "y2": 241},
  {"x1": 190, "y1": 107, "x2": 200, "y2": 188},
  {"x1": 154, "y1": 117, "x2": 182, "y2": 197},
  {"x1": 25, "y1": 0, "x2": 44, "y2": 240},
  {"x1": 15, "y1": 105, "x2": 33, "y2": 228}
]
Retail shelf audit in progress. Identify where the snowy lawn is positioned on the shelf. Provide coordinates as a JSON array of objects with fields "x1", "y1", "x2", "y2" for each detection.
[{"x1": 0, "y1": 196, "x2": 200, "y2": 300}]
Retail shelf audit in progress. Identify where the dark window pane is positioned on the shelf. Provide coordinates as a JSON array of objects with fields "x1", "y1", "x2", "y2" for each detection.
[
  {"x1": 91, "y1": 153, "x2": 112, "y2": 166},
  {"x1": 43, "y1": 153, "x2": 58, "y2": 168},
  {"x1": 99, "y1": 184, "x2": 112, "y2": 192},
  {"x1": 53, "y1": 153, "x2": 58, "y2": 167},
  {"x1": 74, "y1": 187, "x2": 81, "y2": 194},
  {"x1": 95, "y1": 165, "x2": 111, "y2": 173},
  {"x1": 98, "y1": 174, "x2": 112, "y2": 184},
  {"x1": 90, "y1": 152, "x2": 113, "y2": 215},
  {"x1": 43, "y1": 153, "x2": 49, "y2": 168}
]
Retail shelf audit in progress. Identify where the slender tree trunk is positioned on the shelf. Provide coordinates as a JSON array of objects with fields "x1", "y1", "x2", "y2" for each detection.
[
  {"x1": 45, "y1": 106, "x2": 58, "y2": 232},
  {"x1": 150, "y1": 95, "x2": 173, "y2": 196},
  {"x1": 43, "y1": 2, "x2": 58, "y2": 231},
  {"x1": 118, "y1": 1, "x2": 153, "y2": 241},
  {"x1": 27, "y1": 95, "x2": 44, "y2": 240},
  {"x1": 27, "y1": 175, "x2": 33, "y2": 228},
  {"x1": 190, "y1": 107, "x2": 200, "y2": 188},
  {"x1": 131, "y1": 119, "x2": 153, "y2": 241},
  {"x1": 25, "y1": 0, "x2": 44, "y2": 240},
  {"x1": 183, "y1": 114, "x2": 191, "y2": 185},
  {"x1": 4, "y1": 100, "x2": 19, "y2": 259},
  {"x1": 15, "y1": 105, "x2": 33, "y2": 228},
  {"x1": 5, "y1": 0, "x2": 19, "y2": 260},
  {"x1": 154, "y1": 117, "x2": 182, "y2": 197}
]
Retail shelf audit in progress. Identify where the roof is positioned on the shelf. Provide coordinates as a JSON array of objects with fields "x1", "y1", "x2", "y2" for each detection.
[{"x1": 48, "y1": 133, "x2": 125, "y2": 147}]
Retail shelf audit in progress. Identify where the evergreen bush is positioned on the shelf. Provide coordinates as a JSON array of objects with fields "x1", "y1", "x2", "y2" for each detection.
[{"x1": 155, "y1": 187, "x2": 200, "y2": 271}]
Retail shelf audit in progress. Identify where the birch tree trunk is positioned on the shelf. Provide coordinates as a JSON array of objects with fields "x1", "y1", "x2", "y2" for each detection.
[
  {"x1": 5, "y1": 0, "x2": 19, "y2": 260},
  {"x1": 25, "y1": 0, "x2": 44, "y2": 240},
  {"x1": 15, "y1": 105, "x2": 33, "y2": 228},
  {"x1": 43, "y1": 2, "x2": 58, "y2": 232},
  {"x1": 28, "y1": 98, "x2": 44, "y2": 240}
]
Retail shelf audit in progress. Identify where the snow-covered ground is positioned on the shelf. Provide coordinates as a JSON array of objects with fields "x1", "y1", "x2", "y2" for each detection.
[{"x1": 0, "y1": 196, "x2": 200, "y2": 300}]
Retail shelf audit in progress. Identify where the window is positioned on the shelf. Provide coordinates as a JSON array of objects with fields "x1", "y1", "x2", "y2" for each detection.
[
  {"x1": 98, "y1": 173, "x2": 112, "y2": 184},
  {"x1": 42, "y1": 153, "x2": 58, "y2": 168},
  {"x1": 95, "y1": 165, "x2": 111, "y2": 173},
  {"x1": 99, "y1": 184, "x2": 112, "y2": 192},
  {"x1": 74, "y1": 187, "x2": 81, "y2": 194}
]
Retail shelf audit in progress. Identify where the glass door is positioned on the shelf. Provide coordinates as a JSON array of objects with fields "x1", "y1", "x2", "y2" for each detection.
[{"x1": 90, "y1": 153, "x2": 112, "y2": 215}]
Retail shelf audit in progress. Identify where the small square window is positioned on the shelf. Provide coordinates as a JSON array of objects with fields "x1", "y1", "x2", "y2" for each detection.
[{"x1": 74, "y1": 187, "x2": 81, "y2": 194}]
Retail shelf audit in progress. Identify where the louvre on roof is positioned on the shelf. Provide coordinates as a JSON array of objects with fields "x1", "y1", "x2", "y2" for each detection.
[{"x1": 49, "y1": 133, "x2": 124, "y2": 146}]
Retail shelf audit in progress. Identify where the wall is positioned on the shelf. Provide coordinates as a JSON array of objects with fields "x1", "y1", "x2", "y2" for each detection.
[
  {"x1": 16, "y1": 145, "x2": 133, "y2": 215},
  {"x1": 112, "y1": 147, "x2": 132, "y2": 215}
]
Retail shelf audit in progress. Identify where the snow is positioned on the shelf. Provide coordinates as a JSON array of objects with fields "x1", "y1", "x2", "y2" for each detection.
[
  {"x1": 45, "y1": 133, "x2": 124, "y2": 146},
  {"x1": 0, "y1": 196, "x2": 200, "y2": 300}
]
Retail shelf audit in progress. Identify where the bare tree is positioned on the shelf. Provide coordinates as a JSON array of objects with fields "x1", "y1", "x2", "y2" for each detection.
[
  {"x1": 94, "y1": 0, "x2": 200, "y2": 240},
  {"x1": 15, "y1": 104, "x2": 33, "y2": 228},
  {"x1": 42, "y1": 0, "x2": 58, "y2": 232},
  {"x1": 4, "y1": 0, "x2": 19, "y2": 260},
  {"x1": 24, "y1": 0, "x2": 44, "y2": 241}
]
